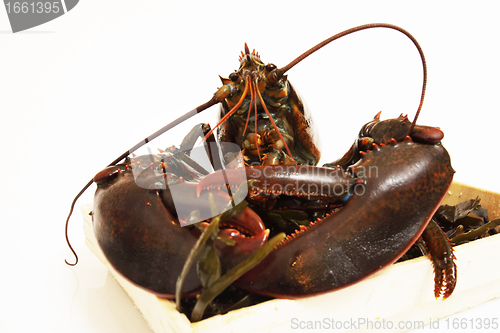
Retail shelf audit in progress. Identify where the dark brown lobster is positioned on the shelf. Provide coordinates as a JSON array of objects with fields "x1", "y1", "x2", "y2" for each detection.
[{"x1": 65, "y1": 23, "x2": 457, "y2": 314}]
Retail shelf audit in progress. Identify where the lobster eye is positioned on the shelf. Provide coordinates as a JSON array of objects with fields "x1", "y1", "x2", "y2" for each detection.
[
  {"x1": 266, "y1": 63, "x2": 276, "y2": 72},
  {"x1": 229, "y1": 72, "x2": 240, "y2": 82}
]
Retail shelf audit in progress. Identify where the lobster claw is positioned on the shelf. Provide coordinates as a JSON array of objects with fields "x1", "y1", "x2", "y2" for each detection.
[
  {"x1": 233, "y1": 140, "x2": 454, "y2": 297},
  {"x1": 92, "y1": 163, "x2": 268, "y2": 298}
]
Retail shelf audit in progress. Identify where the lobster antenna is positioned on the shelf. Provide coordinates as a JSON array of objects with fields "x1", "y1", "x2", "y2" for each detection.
[
  {"x1": 64, "y1": 96, "x2": 220, "y2": 266},
  {"x1": 276, "y1": 23, "x2": 427, "y2": 135}
]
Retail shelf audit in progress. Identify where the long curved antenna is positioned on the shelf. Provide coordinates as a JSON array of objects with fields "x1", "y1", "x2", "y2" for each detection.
[
  {"x1": 65, "y1": 96, "x2": 220, "y2": 266},
  {"x1": 276, "y1": 23, "x2": 427, "y2": 135}
]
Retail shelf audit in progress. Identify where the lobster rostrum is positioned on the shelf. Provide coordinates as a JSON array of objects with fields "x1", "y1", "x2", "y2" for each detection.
[{"x1": 65, "y1": 23, "x2": 457, "y2": 310}]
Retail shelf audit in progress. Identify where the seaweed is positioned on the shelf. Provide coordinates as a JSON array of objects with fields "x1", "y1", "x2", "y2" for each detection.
[{"x1": 399, "y1": 197, "x2": 500, "y2": 262}]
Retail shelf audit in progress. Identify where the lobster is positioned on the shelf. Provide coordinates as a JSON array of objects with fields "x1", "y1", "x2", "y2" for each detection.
[{"x1": 65, "y1": 23, "x2": 457, "y2": 316}]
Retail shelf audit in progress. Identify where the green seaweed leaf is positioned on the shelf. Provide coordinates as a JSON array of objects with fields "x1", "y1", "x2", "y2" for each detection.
[
  {"x1": 450, "y1": 218, "x2": 500, "y2": 246},
  {"x1": 191, "y1": 232, "x2": 285, "y2": 322},
  {"x1": 435, "y1": 197, "x2": 481, "y2": 223},
  {"x1": 197, "y1": 238, "x2": 221, "y2": 289},
  {"x1": 175, "y1": 194, "x2": 221, "y2": 311}
]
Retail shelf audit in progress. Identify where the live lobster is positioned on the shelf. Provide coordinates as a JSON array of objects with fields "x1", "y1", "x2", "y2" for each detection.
[{"x1": 65, "y1": 23, "x2": 457, "y2": 316}]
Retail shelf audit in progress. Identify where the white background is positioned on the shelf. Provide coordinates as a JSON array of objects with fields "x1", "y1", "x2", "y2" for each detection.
[{"x1": 1, "y1": 1, "x2": 499, "y2": 332}]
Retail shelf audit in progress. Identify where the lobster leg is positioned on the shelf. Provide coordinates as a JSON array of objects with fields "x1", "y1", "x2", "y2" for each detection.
[
  {"x1": 179, "y1": 123, "x2": 224, "y2": 171},
  {"x1": 421, "y1": 219, "x2": 457, "y2": 299}
]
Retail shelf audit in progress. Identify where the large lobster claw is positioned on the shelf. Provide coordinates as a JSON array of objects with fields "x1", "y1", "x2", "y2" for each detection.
[
  {"x1": 232, "y1": 139, "x2": 454, "y2": 297},
  {"x1": 92, "y1": 162, "x2": 269, "y2": 298}
]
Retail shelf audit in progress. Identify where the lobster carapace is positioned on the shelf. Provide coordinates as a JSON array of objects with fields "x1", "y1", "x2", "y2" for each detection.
[{"x1": 213, "y1": 43, "x2": 320, "y2": 166}]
